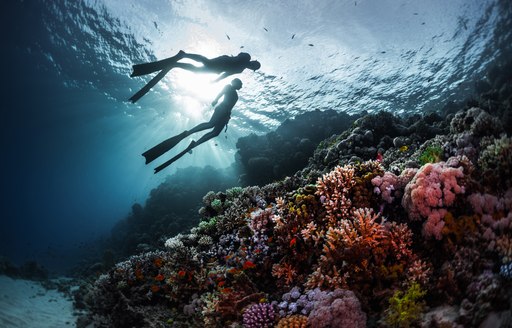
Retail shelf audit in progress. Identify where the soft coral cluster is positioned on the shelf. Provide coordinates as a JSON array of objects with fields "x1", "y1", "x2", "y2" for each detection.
[{"x1": 402, "y1": 157, "x2": 467, "y2": 239}]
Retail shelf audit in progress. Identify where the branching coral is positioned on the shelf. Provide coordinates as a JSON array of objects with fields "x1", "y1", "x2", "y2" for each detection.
[
  {"x1": 242, "y1": 302, "x2": 276, "y2": 328},
  {"x1": 316, "y1": 165, "x2": 356, "y2": 224}
]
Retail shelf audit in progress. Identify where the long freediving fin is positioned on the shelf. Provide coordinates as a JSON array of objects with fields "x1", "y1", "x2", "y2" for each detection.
[
  {"x1": 142, "y1": 131, "x2": 188, "y2": 164},
  {"x1": 129, "y1": 66, "x2": 172, "y2": 103},
  {"x1": 131, "y1": 55, "x2": 181, "y2": 77},
  {"x1": 154, "y1": 140, "x2": 197, "y2": 174}
]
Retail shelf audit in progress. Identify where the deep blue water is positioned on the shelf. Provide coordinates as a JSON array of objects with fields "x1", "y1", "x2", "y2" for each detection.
[{"x1": 1, "y1": 0, "x2": 510, "y2": 272}]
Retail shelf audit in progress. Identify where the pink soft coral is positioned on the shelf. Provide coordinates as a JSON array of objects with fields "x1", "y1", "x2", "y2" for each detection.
[
  {"x1": 402, "y1": 158, "x2": 466, "y2": 239},
  {"x1": 372, "y1": 168, "x2": 417, "y2": 204}
]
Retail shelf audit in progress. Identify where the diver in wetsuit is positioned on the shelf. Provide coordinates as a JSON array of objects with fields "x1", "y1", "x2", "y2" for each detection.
[
  {"x1": 142, "y1": 78, "x2": 243, "y2": 173},
  {"x1": 129, "y1": 51, "x2": 259, "y2": 103}
]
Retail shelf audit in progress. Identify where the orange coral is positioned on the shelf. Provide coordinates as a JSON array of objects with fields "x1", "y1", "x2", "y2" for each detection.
[
  {"x1": 272, "y1": 262, "x2": 297, "y2": 286},
  {"x1": 276, "y1": 315, "x2": 308, "y2": 328}
]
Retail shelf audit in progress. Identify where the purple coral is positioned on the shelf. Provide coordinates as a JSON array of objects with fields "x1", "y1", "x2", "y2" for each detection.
[
  {"x1": 243, "y1": 303, "x2": 276, "y2": 328},
  {"x1": 372, "y1": 168, "x2": 417, "y2": 204},
  {"x1": 307, "y1": 288, "x2": 366, "y2": 328}
]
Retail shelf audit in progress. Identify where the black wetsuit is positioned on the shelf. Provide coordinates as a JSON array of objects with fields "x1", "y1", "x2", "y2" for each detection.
[{"x1": 210, "y1": 84, "x2": 239, "y2": 128}]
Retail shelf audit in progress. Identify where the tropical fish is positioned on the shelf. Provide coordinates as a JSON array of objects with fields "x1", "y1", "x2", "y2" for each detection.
[{"x1": 243, "y1": 261, "x2": 256, "y2": 270}]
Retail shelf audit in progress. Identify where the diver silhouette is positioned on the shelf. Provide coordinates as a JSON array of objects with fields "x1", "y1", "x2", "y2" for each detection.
[
  {"x1": 143, "y1": 78, "x2": 243, "y2": 173},
  {"x1": 129, "y1": 51, "x2": 260, "y2": 103}
]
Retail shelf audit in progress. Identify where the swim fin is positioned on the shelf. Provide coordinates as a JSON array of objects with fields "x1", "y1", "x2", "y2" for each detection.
[
  {"x1": 154, "y1": 140, "x2": 197, "y2": 173},
  {"x1": 129, "y1": 66, "x2": 172, "y2": 103},
  {"x1": 131, "y1": 55, "x2": 181, "y2": 77},
  {"x1": 142, "y1": 131, "x2": 189, "y2": 164}
]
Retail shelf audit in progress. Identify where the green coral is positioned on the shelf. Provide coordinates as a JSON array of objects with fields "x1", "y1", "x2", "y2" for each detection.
[
  {"x1": 226, "y1": 186, "x2": 243, "y2": 200},
  {"x1": 210, "y1": 199, "x2": 223, "y2": 213},
  {"x1": 384, "y1": 283, "x2": 426, "y2": 328},
  {"x1": 419, "y1": 145, "x2": 443, "y2": 165},
  {"x1": 198, "y1": 217, "x2": 218, "y2": 234}
]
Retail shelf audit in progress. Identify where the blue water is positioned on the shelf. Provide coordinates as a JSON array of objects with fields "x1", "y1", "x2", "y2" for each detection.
[{"x1": 1, "y1": 0, "x2": 510, "y2": 272}]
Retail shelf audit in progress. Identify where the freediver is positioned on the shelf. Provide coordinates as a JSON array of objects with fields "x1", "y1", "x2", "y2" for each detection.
[
  {"x1": 129, "y1": 51, "x2": 260, "y2": 103},
  {"x1": 143, "y1": 78, "x2": 243, "y2": 173}
]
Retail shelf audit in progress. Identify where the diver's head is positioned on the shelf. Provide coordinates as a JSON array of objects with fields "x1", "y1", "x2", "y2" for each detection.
[
  {"x1": 247, "y1": 60, "x2": 261, "y2": 71},
  {"x1": 231, "y1": 78, "x2": 243, "y2": 90},
  {"x1": 237, "y1": 52, "x2": 251, "y2": 61}
]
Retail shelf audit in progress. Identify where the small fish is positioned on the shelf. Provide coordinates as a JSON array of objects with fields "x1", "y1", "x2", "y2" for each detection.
[
  {"x1": 291, "y1": 34, "x2": 295, "y2": 39},
  {"x1": 218, "y1": 280, "x2": 226, "y2": 287},
  {"x1": 220, "y1": 287, "x2": 233, "y2": 294},
  {"x1": 226, "y1": 33, "x2": 231, "y2": 40},
  {"x1": 289, "y1": 237, "x2": 297, "y2": 247},
  {"x1": 399, "y1": 145, "x2": 409, "y2": 152},
  {"x1": 150, "y1": 285, "x2": 160, "y2": 293},
  {"x1": 240, "y1": 45, "x2": 244, "y2": 49},
  {"x1": 177, "y1": 270, "x2": 187, "y2": 278},
  {"x1": 243, "y1": 260, "x2": 256, "y2": 270},
  {"x1": 376, "y1": 152, "x2": 383, "y2": 162},
  {"x1": 308, "y1": 43, "x2": 314, "y2": 47},
  {"x1": 263, "y1": 27, "x2": 268, "y2": 32},
  {"x1": 154, "y1": 273, "x2": 165, "y2": 281}
]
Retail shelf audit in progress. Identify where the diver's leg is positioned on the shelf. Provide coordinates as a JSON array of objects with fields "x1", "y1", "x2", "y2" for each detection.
[
  {"x1": 173, "y1": 63, "x2": 208, "y2": 73},
  {"x1": 180, "y1": 52, "x2": 209, "y2": 64},
  {"x1": 186, "y1": 121, "x2": 215, "y2": 134},
  {"x1": 192, "y1": 125, "x2": 223, "y2": 147},
  {"x1": 153, "y1": 125, "x2": 223, "y2": 173}
]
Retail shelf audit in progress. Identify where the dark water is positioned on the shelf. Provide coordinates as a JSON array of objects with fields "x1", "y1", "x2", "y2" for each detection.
[{"x1": 1, "y1": 0, "x2": 511, "y2": 272}]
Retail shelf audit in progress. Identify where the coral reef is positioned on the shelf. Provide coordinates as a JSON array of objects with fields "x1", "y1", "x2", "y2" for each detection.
[{"x1": 76, "y1": 79, "x2": 512, "y2": 327}]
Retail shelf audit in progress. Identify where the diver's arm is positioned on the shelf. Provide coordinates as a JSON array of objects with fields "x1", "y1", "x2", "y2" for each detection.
[
  {"x1": 213, "y1": 71, "x2": 234, "y2": 82},
  {"x1": 211, "y1": 85, "x2": 230, "y2": 106}
]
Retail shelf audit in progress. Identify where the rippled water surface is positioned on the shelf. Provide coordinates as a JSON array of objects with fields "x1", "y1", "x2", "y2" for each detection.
[{"x1": 2, "y1": 0, "x2": 511, "y2": 268}]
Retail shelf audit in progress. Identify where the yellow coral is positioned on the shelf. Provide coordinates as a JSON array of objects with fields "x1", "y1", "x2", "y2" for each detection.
[{"x1": 441, "y1": 212, "x2": 479, "y2": 243}]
